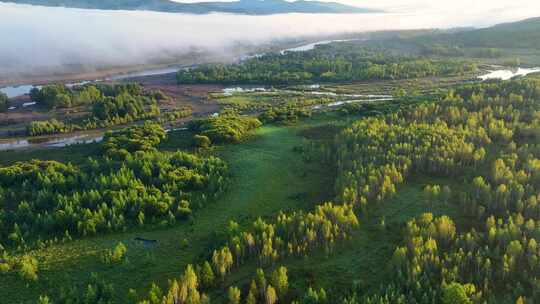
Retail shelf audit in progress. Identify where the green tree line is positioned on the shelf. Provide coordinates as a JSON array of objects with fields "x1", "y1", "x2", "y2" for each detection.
[{"x1": 177, "y1": 44, "x2": 477, "y2": 85}]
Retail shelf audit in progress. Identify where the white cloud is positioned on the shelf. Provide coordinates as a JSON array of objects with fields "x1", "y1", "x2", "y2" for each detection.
[{"x1": 0, "y1": 1, "x2": 539, "y2": 81}]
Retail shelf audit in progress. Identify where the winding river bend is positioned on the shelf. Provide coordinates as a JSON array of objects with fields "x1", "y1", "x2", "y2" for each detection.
[{"x1": 0, "y1": 39, "x2": 357, "y2": 99}]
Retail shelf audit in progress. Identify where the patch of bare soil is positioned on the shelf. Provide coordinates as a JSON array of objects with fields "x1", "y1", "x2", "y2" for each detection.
[{"x1": 144, "y1": 83, "x2": 223, "y2": 116}]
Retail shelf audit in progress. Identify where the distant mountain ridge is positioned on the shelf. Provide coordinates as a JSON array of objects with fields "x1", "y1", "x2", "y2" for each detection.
[
  {"x1": 451, "y1": 17, "x2": 540, "y2": 49},
  {"x1": 413, "y1": 17, "x2": 540, "y2": 49},
  {"x1": 2, "y1": 0, "x2": 380, "y2": 14}
]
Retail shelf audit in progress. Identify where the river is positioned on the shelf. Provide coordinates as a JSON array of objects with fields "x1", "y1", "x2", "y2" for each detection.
[
  {"x1": 0, "y1": 39, "x2": 356, "y2": 98},
  {"x1": 0, "y1": 66, "x2": 187, "y2": 98},
  {"x1": 0, "y1": 133, "x2": 104, "y2": 151},
  {"x1": 0, "y1": 85, "x2": 40, "y2": 98},
  {"x1": 4, "y1": 62, "x2": 539, "y2": 99},
  {"x1": 478, "y1": 67, "x2": 540, "y2": 80},
  {"x1": 280, "y1": 39, "x2": 362, "y2": 54}
]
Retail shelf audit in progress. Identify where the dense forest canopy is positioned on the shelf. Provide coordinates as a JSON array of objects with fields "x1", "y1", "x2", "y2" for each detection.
[
  {"x1": 329, "y1": 79, "x2": 540, "y2": 302},
  {"x1": 107, "y1": 79, "x2": 540, "y2": 304},
  {"x1": 26, "y1": 83, "x2": 162, "y2": 136},
  {"x1": 6, "y1": 60, "x2": 540, "y2": 304},
  {"x1": 188, "y1": 113, "x2": 262, "y2": 144},
  {"x1": 4, "y1": 78, "x2": 540, "y2": 303},
  {"x1": 177, "y1": 44, "x2": 477, "y2": 85},
  {"x1": 29, "y1": 83, "x2": 146, "y2": 109},
  {"x1": 0, "y1": 122, "x2": 228, "y2": 249},
  {"x1": 54, "y1": 79, "x2": 527, "y2": 303}
]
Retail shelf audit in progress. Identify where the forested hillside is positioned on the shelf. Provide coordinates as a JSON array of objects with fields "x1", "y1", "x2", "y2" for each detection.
[
  {"x1": 420, "y1": 17, "x2": 540, "y2": 49},
  {"x1": 174, "y1": 17, "x2": 540, "y2": 87},
  {"x1": 396, "y1": 17, "x2": 540, "y2": 62}
]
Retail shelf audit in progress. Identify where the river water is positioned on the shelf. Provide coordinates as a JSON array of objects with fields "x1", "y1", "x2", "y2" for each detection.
[
  {"x1": 478, "y1": 67, "x2": 540, "y2": 80},
  {"x1": 0, "y1": 84, "x2": 38, "y2": 98},
  {"x1": 0, "y1": 66, "x2": 185, "y2": 98},
  {"x1": 0, "y1": 133, "x2": 104, "y2": 151},
  {"x1": 280, "y1": 39, "x2": 362, "y2": 54},
  {"x1": 0, "y1": 81, "x2": 95, "y2": 99}
]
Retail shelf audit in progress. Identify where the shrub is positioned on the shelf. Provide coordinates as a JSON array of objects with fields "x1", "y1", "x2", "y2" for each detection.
[
  {"x1": 103, "y1": 121, "x2": 166, "y2": 157},
  {"x1": 18, "y1": 255, "x2": 38, "y2": 281},
  {"x1": 193, "y1": 134, "x2": 212, "y2": 148},
  {"x1": 26, "y1": 119, "x2": 73, "y2": 136},
  {"x1": 189, "y1": 114, "x2": 261, "y2": 143},
  {"x1": 102, "y1": 242, "x2": 128, "y2": 265},
  {"x1": 0, "y1": 92, "x2": 8, "y2": 112}
]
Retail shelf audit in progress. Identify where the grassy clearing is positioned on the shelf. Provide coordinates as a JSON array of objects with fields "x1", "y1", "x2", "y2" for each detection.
[
  {"x1": 0, "y1": 115, "x2": 339, "y2": 303},
  {"x1": 209, "y1": 175, "x2": 464, "y2": 302},
  {"x1": 0, "y1": 142, "x2": 101, "y2": 166}
]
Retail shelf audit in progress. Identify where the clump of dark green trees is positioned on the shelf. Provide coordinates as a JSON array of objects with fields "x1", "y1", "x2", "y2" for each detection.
[
  {"x1": 177, "y1": 43, "x2": 477, "y2": 85},
  {"x1": 0, "y1": 92, "x2": 8, "y2": 112},
  {"x1": 26, "y1": 83, "x2": 161, "y2": 136},
  {"x1": 189, "y1": 113, "x2": 262, "y2": 144},
  {"x1": 0, "y1": 122, "x2": 229, "y2": 250}
]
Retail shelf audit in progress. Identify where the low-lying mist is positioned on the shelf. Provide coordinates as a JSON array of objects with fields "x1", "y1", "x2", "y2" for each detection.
[{"x1": 0, "y1": 1, "x2": 539, "y2": 84}]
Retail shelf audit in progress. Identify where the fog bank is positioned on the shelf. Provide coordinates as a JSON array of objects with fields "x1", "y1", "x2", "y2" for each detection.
[{"x1": 0, "y1": 2, "x2": 539, "y2": 83}]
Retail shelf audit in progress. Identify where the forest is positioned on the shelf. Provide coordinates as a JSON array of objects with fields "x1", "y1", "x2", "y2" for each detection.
[
  {"x1": 64, "y1": 78, "x2": 540, "y2": 303},
  {"x1": 188, "y1": 113, "x2": 262, "y2": 144},
  {"x1": 329, "y1": 79, "x2": 540, "y2": 302},
  {"x1": 2, "y1": 77, "x2": 537, "y2": 303},
  {"x1": 26, "y1": 83, "x2": 163, "y2": 136},
  {"x1": 0, "y1": 122, "x2": 228, "y2": 252},
  {"x1": 413, "y1": 17, "x2": 540, "y2": 50},
  {"x1": 176, "y1": 43, "x2": 477, "y2": 85}
]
